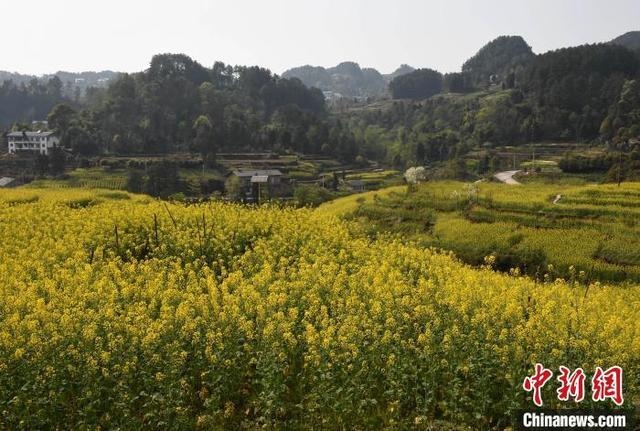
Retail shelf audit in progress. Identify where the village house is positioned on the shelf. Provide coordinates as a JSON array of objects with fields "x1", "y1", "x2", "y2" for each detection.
[
  {"x1": 345, "y1": 179, "x2": 366, "y2": 192},
  {"x1": 7, "y1": 131, "x2": 60, "y2": 155},
  {"x1": 231, "y1": 169, "x2": 283, "y2": 199}
]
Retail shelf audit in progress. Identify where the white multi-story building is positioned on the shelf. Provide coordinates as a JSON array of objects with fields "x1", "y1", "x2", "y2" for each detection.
[{"x1": 7, "y1": 131, "x2": 60, "y2": 155}]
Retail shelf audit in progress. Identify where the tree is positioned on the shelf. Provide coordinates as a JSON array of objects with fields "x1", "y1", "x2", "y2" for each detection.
[
  {"x1": 126, "y1": 169, "x2": 145, "y2": 193},
  {"x1": 477, "y1": 154, "x2": 490, "y2": 174},
  {"x1": 404, "y1": 166, "x2": 427, "y2": 184},
  {"x1": 392, "y1": 154, "x2": 404, "y2": 170},
  {"x1": 605, "y1": 153, "x2": 630, "y2": 185},
  {"x1": 505, "y1": 72, "x2": 516, "y2": 89},
  {"x1": 336, "y1": 130, "x2": 358, "y2": 163},
  {"x1": 47, "y1": 104, "x2": 76, "y2": 136},
  {"x1": 46, "y1": 76, "x2": 63, "y2": 99},
  {"x1": 237, "y1": 66, "x2": 273, "y2": 99},
  {"x1": 34, "y1": 154, "x2": 49, "y2": 176},
  {"x1": 144, "y1": 161, "x2": 182, "y2": 198},
  {"x1": 443, "y1": 73, "x2": 470, "y2": 93},
  {"x1": 444, "y1": 157, "x2": 468, "y2": 179},
  {"x1": 64, "y1": 126, "x2": 99, "y2": 156},
  {"x1": 193, "y1": 115, "x2": 215, "y2": 159},
  {"x1": 148, "y1": 53, "x2": 209, "y2": 84},
  {"x1": 601, "y1": 79, "x2": 640, "y2": 144},
  {"x1": 293, "y1": 184, "x2": 333, "y2": 207},
  {"x1": 49, "y1": 147, "x2": 66, "y2": 175},
  {"x1": 416, "y1": 142, "x2": 426, "y2": 165}
]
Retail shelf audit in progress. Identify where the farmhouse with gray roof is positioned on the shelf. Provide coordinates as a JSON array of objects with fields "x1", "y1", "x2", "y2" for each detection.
[
  {"x1": 230, "y1": 169, "x2": 284, "y2": 199},
  {"x1": 7, "y1": 131, "x2": 60, "y2": 155}
]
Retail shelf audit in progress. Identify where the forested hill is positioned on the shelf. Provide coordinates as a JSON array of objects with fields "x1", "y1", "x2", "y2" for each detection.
[
  {"x1": 282, "y1": 62, "x2": 414, "y2": 98},
  {"x1": 388, "y1": 35, "x2": 536, "y2": 99},
  {"x1": 6, "y1": 54, "x2": 375, "y2": 163},
  {"x1": 462, "y1": 35, "x2": 534, "y2": 88},
  {"x1": 3, "y1": 32, "x2": 640, "y2": 168},
  {"x1": 0, "y1": 71, "x2": 119, "y2": 127},
  {"x1": 365, "y1": 40, "x2": 640, "y2": 168},
  {"x1": 0, "y1": 70, "x2": 118, "y2": 95},
  {"x1": 610, "y1": 31, "x2": 640, "y2": 51}
]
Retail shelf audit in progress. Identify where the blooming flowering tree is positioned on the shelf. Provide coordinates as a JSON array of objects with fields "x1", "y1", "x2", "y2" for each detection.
[{"x1": 404, "y1": 166, "x2": 427, "y2": 184}]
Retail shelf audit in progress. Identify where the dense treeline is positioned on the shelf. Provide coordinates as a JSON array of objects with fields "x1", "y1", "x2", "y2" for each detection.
[
  {"x1": 389, "y1": 68, "x2": 443, "y2": 100},
  {"x1": 559, "y1": 151, "x2": 640, "y2": 182},
  {"x1": 601, "y1": 79, "x2": 640, "y2": 146},
  {"x1": 558, "y1": 153, "x2": 617, "y2": 173},
  {"x1": 63, "y1": 54, "x2": 327, "y2": 156},
  {"x1": 521, "y1": 44, "x2": 639, "y2": 141},
  {"x1": 0, "y1": 77, "x2": 71, "y2": 127},
  {"x1": 3, "y1": 38, "x2": 640, "y2": 177},
  {"x1": 26, "y1": 54, "x2": 366, "y2": 162},
  {"x1": 389, "y1": 35, "x2": 533, "y2": 100},
  {"x1": 364, "y1": 41, "x2": 640, "y2": 169}
]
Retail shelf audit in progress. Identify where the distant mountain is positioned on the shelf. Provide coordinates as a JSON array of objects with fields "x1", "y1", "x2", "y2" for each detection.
[
  {"x1": 0, "y1": 70, "x2": 119, "y2": 98},
  {"x1": 462, "y1": 35, "x2": 534, "y2": 87},
  {"x1": 282, "y1": 62, "x2": 414, "y2": 98},
  {"x1": 386, "y1": 64, "x2": 415, "y2": 80},
  {"x1": 609, "y1": 31, "x2": 640, "y2": 51}
]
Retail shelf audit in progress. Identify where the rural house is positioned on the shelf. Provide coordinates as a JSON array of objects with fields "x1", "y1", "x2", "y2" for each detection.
[
  {"x1": 7, "y1": 131, "x2": 60, "y2": 155},
  {"x1": 231, "y1": 169, "x2": 283, "y2": 199},
  {"x1": 345, "y1": 179, "x2": 366, "y2": 192}
]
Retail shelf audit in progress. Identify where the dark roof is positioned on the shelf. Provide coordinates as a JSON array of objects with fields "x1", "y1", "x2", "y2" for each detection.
[
  {"x1": 7, "y1": 131, "x2": 55, "y2": 138},
  {"x1": 232, "y1": 169, "x2": 282, "y2": 177},
  {"x1": 348, "y1": 180, "x2": 365, "y2": 187}
]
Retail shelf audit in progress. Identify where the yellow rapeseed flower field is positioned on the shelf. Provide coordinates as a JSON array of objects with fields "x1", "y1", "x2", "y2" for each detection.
[{"x1": 0, "y1": 188, "x2": 638, "y2": 429}]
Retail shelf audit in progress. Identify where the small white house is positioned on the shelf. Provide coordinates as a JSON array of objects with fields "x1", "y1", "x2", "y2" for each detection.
[{"x1": 7, "y1": 131, "x2": 60, "y2": 155}]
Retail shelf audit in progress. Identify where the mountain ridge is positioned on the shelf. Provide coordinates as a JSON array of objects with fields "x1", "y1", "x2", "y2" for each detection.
[
  {"x1": 1, "y1": 30, "x2": 638, "y2": 102},
  {"x1": 282, "y1": 62, "x2": 415, "y2": 98},
  {"x1": 610, "y1": 31, "x2": 640, "y2": 51},
  {"x1": 0, "y1": 70, "x2": 119, "y2": 98}
]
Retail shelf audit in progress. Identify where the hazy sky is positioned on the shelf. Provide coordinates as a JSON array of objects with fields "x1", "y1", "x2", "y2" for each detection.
[{"x1": 2, "y1": 0, "x2": 639, "y2": 76}]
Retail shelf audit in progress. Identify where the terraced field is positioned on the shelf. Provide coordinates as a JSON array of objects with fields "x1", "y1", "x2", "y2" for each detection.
[
  {"x1": 28, "y1": 168, "x2": 128, "y2": 190},
  {"x1": 343, "y1": 181, "x2": 640, "y2": 282}
]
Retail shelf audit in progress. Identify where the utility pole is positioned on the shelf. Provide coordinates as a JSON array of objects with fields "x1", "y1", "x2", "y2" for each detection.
[
  {"x1": 257, "y1": 182, "x2": 262, "y2": 205},
  {"x1": 532, "y1": 145, "x2": 535, "y2": 168}
]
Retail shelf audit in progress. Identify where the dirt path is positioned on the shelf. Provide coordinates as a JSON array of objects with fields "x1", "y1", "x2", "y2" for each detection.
[{"x1": 494, "y1": 170, "x2": 522, "y2": 185}]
